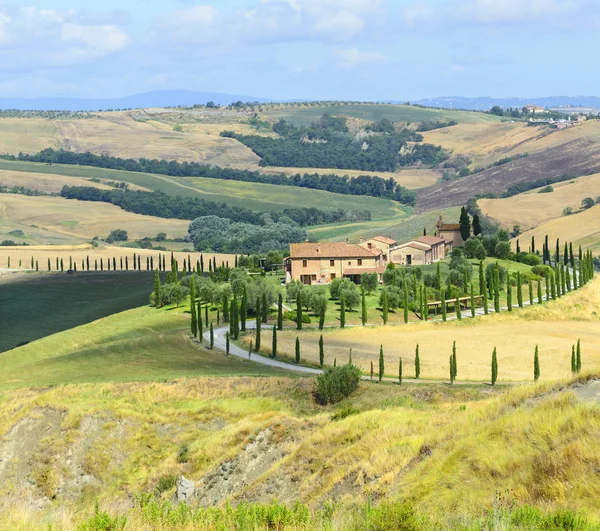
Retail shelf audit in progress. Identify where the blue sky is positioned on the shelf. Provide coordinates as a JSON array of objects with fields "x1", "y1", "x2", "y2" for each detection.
[{"x1": 3, "y1": 0, "x2": 599, "y2": 100}]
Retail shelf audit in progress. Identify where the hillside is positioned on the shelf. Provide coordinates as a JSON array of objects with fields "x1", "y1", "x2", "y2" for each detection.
[{"x1": 479, "y1": 173, "x2": 600, "y2": 231}]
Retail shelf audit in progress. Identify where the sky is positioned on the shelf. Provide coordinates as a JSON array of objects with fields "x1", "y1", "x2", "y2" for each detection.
[{"x1": 2, "y1": 0, "x2": 599, "y2": 100}]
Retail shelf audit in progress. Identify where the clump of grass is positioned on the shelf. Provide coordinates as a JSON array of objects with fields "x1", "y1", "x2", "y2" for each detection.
[
  {"x1": 331, "y1": 406, "x2": 360, "y2": 421},
  {"x1": 176, "y1": 444, "x2": 189, "y2": 464},
  {"x1": 154, "y1": 475, "x2": 177, "y2": 496}
]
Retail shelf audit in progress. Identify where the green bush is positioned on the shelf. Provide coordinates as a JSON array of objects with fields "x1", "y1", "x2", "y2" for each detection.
[
  {"x1": 538, "y1": 185, "x2": 554, "y2": 193},
  {"x1": 532, "y1": 265, "x2": 552, "y2": 278},
  {"x1": 283, "y1": 310, "x2": 311, "y2": 324},
  {"x1": 77, "y1": 502, "x2": 126, "y2": 531},
  {"x1": 154, "y1": 475, "x2": 177, "y2": 495},
  {"x1": 331, "y1": 406, "x2": 360, "y2": 421},
  {"x1": 313, "y1": 365, "x2": 362, "y2": 405}
]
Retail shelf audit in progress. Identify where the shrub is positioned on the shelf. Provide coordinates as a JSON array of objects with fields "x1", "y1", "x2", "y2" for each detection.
[
  {"x1": 518, "y1": 252, "x2": 542, "y2": 266},
  {"x1": 313, "y1": 365, "x2": 362, "y2": 405},
  {"x1": 563, "y1": 207, "x2": 573, "y2": 216},
  {"x1": 331, "y1": 406, "x2": 360, "y2": 421},
  {"x1": 106, "y1": 229, "x2": 128, "y2": 243},
  {"x1": 155, "y1": 475, "x2": 177, "y2": 495},
  {"x1": 283, "y1": 311, "x2": 311, "y2": 324},
  {"x1": 532, "y1": 265, "x2": 552, "y2": 278},
  {"x1": 582, "y1": 197, "x2": 595, "y2": 210},
  {"x1": 495, "y1": 241, "x2": 511, "y2": 260},
  {"x1": 538, "y1": 185, "x2": 554, "y2": 193},
  {"x1": 77, "y1": 502, "x2": 127, "y2": 531}
]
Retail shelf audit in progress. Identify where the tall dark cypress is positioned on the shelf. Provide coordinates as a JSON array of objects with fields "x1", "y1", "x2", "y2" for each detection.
[
  {"x1": 576, "y1": 339, "x2": 581, "y2": 373},
  {"x1": 531, "y1": 235, "x2": 535, "y2": 254},
  {"x1": 403, "y1": 288, "x2": 409, "y2": 323},
  {"x1": 319, "y1": 335, "x2": 324, "y2": 367},
  {"x1": 222, "y1": 293, "x2": 229, "y2": 323},
  {"x1": 262, "y1": 292, "x2": 268, "y2": 324},
  {"x1": 277, "y1": 293, "x2": 283, "y2": 331},
  {"x1": 571, "y1": 345, "x2": 577, "y2": 375},
  {"x1": 528, "y1": 279, "x2": 534, "y2": 306},
  {"x1": 86, "y1": 255, "x2": 90, "y2": 271},
  {"x1": 538, "y1": 280, "x2": 543, "y2": 305},
  {"x1": 361, "y1": 290, "x2": 367, "y2": 326},
  {"x1": 378, "y1": 345, "x2": 384, "y2": 382},
  {"x1": 340, "y1": 292, "x2": 346, "y2": 328},
  {"x1": 154, "y1": 269, "x2": 161, "y2": 307},
  {"x1": 491, "y1": 347, "x2": 498, "y2": 386},
  {"x1": 255, "y1": 298, "x2": 261, "y2": 351},
  {"x1": 516, "y1": 240, "x2": 520, "y2": 254},
  {"x1": 555, "y1": 239, "x2": 560, "y2": 264},
  {"x1": 241, "y1": 285, "x2": 248, "y2": 332},
  {"x1": 296, "y1": 337, "x2": 301, "y2": 363},
  {"x1": 563, "y1": 242, "x2": 568, "y2": 266},
  {"x1": 456, "y1": 295, "x2": 462, "y2": 320},
  {"x1": 452, "y1": 341, "x2": 457, "y2": 380},
  {"x1": 209, "y1": 323, "x2": 214, "y2": 349},
  {"x1": 470, "y1": 282, "x2": 475, "y2": 318},
  {"x1": 493, "y1": 267, "x2": 500, "y2": 313},
  {"x1": 398, "y1": 357, "x2": 403, "y2": 385},
  {"x1": 271, "y1": 326, "x2": 277, "y2": 359},
  {"x1": 319, "y1": 300, "x2": 326, "y2": 330},
  {"x1": 226, "y1": 332, "x2": 230, "y2": 355},
  {"x1": 459, "y1": 206, "x2": 471, "y2": 241},
  {"x1": 506, "y1": 276, "x2": 512, "y2": 312},
  {"x1": 415, "y1": 344, "x2": 420, "y2": 379},
  {"x1": 482, "y1": 272, "x2": 489, "y2": 315},
  {"x1": 534, "y1": 345, "x2": 540, "y2": 381},
  {"x1": 205, "y1": 304, "x2": 209, "y2": 328},
  {"x1": 200, "y1": 254, "x2": 204, "y2": 273},
  {"x1": 296, "y1": 294, "x2": 303, "y2": 331},
  {"x1": 441, "y1": 288, "x2": 447, "y2": 321},
  {"x1": 517, "y1": 272, "x2": 523, "y2": 308},
  {"x1": 198, "y1": 302, "x2": 203, "y2": 340}
]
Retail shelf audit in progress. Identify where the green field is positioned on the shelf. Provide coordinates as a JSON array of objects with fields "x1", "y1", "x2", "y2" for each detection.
[
  {"x1": 0, "y1": 272, "x2": 158, "y2": 353},
  {"x1": 262, "y1": 104, "x2": 498, "y2": 126},
  {"x1": 0, "y1": 159, "x2": 403, "y2": 218},
  {"x1": 0, "y1": 298, "x2": 281, "y2": 390}
]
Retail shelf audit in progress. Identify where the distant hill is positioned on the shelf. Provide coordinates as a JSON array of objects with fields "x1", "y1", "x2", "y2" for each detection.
[
  {"x1": 414, "y1": 96, "x2": 600, "y2": 111},
  {"x1": 0, "y1": 90, "x2": 271, "y2": 111}
]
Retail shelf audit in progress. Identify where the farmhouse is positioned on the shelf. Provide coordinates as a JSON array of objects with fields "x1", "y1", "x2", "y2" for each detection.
[
  {"x1": 358, "y1": 236, "x2": 397, "y2": 263},
  {"x1": 436, "y1": 216, "x2": 466, "y2": 247},
  {"x1": 526, "y1": 104, "x2": 546, "y2": 114},
  {"x1": 389, "y1": 235, "x2": 451, "y2": 266},
  {"x1": 285, "y1": 242, "x2": 383, "y2": 285}
]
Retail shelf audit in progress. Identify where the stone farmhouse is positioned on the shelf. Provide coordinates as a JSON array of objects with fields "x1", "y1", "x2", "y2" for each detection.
[
  {"x1": 285, "y1": 242, "x2": 385, "y2": 285},
  {"x1": 285, "y1": 217, "x2": 465, "y2": 285}
]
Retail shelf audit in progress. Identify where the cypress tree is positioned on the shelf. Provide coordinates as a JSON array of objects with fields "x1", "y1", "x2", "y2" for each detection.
[
  {"x1": 340, "y1": 292, "x2": 346, "y2": 328},
  {"x1": 200, "y1": 254, "x2": 204, "y2": 273},
  {"x1": 563, "y1": 242, "x2": 569, "y2": 266},
  {"x1": 229, "y1": 300, "x2": 235, "y2": 338},
  {"x1": 196, "y1": 260, "x2": 200, "y2": 274},
  {"x1": 379, "y1": 345, "x2": 384, "y2": 382},
  {"x1": 452, "y1": 341, "x2": 457, "y2": 379},
  {"x1": 319, "y1": 300, "x2": 326, "y2": 330},
  {"x1": 569, "y1": 242, "x2": 575, "y2": 269},
  {"x1": 348, "y1": 348, "x2": 353, "y2": 365},
  {"x1": 441, "y1": 288, "x2": 447, "y2": 321},
  {"x1": 35, "y1": 261, "x2": 38, "y2": 272},
  {"x1": 154, "y1": 269, "x2": 161, "y2": 307},
  {"x1": 493, "y1": 267, "x2": 500, "y2": 313},
  {"x1": 506, "y1": 276, "x2": 512, "y2": 312},
  {"x1": 459, "y1": 206, "x2": 471, "y2": 241},
  {"x1": 537, "y1": 280, "x2": 543, "y2": 305},
  {"x1": 197, "y1": 302, "x2": 203, "y2": 340},
  {"x1": 491, "y1": 347, "x2": 498, "y2": 386},
  {"x1": 126, "y1": 256, "x2": 129, "y2": 271},
  {"x1": 262, "y1": 292, "x2": 268, "y2": 324},
  {"x1": 106, "y1": 258, "x2": 110, "y2": 271},
  {"x1": 403, "y1": 288, "x2": 409, "y2": 323},
  {"x1": 56, "y1": 257, "x2": 59, "y2": 271},
  {"x1": 133, "y1": 253, "x2": 137, "y2": 270},
  {"x1": 550, "y1": 271, "x2": 556, "y2": 300},
  {"x1": 544, "y1": 235, "x2": 549, "y2": 264},
  {"x1": 470, "y1": 282, "x2": 475, "y2": 317},
  {"x1": 370, "y1": 361, "x2": 374, "y2": 381},
  {"x1": 47, "y1": 257, "x2": 51, "y2": 271},
  {"x1": 74, "y1": 263, "x2": 77, "y2": 272},
  {"x1": 271, "y1": 326, "x2": 277, "y2": 359},
  {"x1": 334, "y1": 358, "x2": 337, "y2": 367},
  {"x1": 217, "y1": 308, "x2": 220, "y2": 325},
  {"x1": 531, "y1": 235, "x2": 536, "y2": 254},
  {"x1": 100, "y1": 258, "x2": 104, "y2": 271},
  {"x1": 93, "y1": 259, "x2": 96, "y2": 271},
  {"x1": 415, "y1": 344, "x2": 420, "y2": 379},
  {"x1": 213, "y1": 256, "x2": 217, "y2": 272},
  {"x1": 436, "y1": 262, "x2": 442, "y2": 290},
  {"x1": 120, "y1": 257, "x2": 123, "y2": 270},
  {"x1": 255, "y1": 298, "x2": 261, "y2": 351},
  {"x1": 478, "y1": 261, "x2": 485, "y2": 296},
  {"x1": 576, "y1": 339, "x2": 581, "y2": 373},
  {"x1": 534, "y1": 345, "x2": 540, "y2": 381},
  {"x1": 382, "y1": 289, "x2": 389, "y2": 324},
  {"x1": 517, "y1": 271, "x2": 523, "y2": 308},
  {"x1": 449, "y1": 355, "x2": 455, "y2": 385},
  {"x1": 209, "y1": 323, "x2": 214, "y2": 349},
  {"x1": 296, "y1": 294, "x2": 303, "y2": 331},
  {"x1": 566, "y1": 266, "x2": 571, "y2": 292},
  {"x1": 528, "y1": 279, "x2": 534, "y2": 306},
  {"x1": 138, "y1": 255, "x2": 141, "y2": 270},
  {"x1": 473, "y1": 213, "x2": 482, "y2": 236},
  {"x1": 296, "y1": 337, "x2": 301, "y2": 364},
  {"x1": 571, "y1": 345, "x2": 577, "y2": 375},
  {"x1": 204, "y1": 305, "x2": 209, "y2": 328},
  {"x1": 86, "y1": 255, "x2": 90, "y2": 271},
  {"x1": 277, "y1": 293, "x2": 283, "y2": 331},
  {"x1": 319, "y1": 335, "x2": 324, "y2": 367},
  {"x1": 482, "y1": 273, "x2": 489, "y2": 315},
  {"x1": 361, "y1": 290, "x2": 367, "y2": 326},
  {"x1": 516, "y1": 239, "x2": 520, "y2": 254},
  {"x1": 222, "y1": 293, "x2": 229, "y2": 323},
  {"x1": 545, "y1": 274, "x2": 550, "y2": 301},
  {"x1": 69, "y1": 256, "x2": 72, "y2": 270},
  {"x1": 146, "y1": 257, "x2": 149, "y2": 271},
  {"x1": 226, "y1": 332, "x2": 230, "y2": 355},
  {"x1": 456, "y1": 295, "x2": 462, "y2": 320},
  {"x1": 399, "y1": 357, "x2": 403, "y2": 385},
  {"x1": 241, "y1": 285, "x2": 248, "y2": 332}
]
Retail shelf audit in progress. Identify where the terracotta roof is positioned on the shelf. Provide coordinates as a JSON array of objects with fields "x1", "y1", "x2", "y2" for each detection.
[
  {"x1": 289, "y1": 242, "x2": 380, "y2": 259},
  {"x1": 371, "y1": 236, "x2": 397, "y2": 245},
  {"x1": 344, "y1": 266, "x2": 387, "y2": 275},
  {"x1": 415, "y1": 235, "x2": 446, "y2": 246}
]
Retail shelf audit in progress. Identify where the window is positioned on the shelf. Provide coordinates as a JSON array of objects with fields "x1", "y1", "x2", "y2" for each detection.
[
  {"x1": 302, "y1": 260, "x2": 307, "y2": 267},
  {"x1": 367, "y1": 243, "x2": 372, "y2": 249},
  {"x1": 311, "y1": 275, "x2": 317, "y2": 281},
  {"x1": 348, "y1": 261, "x2": 351, "y2": 266},
  {"x1": 330, "y1": 260, "x2": 335, "y2": 267},
  {"x1": 406, "y1": 255, "x2": 412, "y2": 265},
  {"x1": 357, "y1": 259, "x2": 363, "y2": 266},
  {"x1": 331, "y1": 273, "x2": 336, "y2": 280}
]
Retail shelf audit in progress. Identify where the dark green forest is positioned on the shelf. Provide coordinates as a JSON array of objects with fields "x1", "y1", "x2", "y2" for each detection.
[{"x1": 222, "y1": 114, "x2": 449, "y2": 172}]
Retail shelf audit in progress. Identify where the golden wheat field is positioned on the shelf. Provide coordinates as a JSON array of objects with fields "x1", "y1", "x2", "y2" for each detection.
[
  {"x1": 0, "y1": 168, "x2": 120, "y2": 194},
  {"x1": 514, "y1": 203, "x2": 600, "y2": 255},
  {"x1": 480, "y1": 173, "x2": 600, "y2": 230},
  {"x1": 0, "y1": 194, "x2": 191, "y2": 241},
  {"x1": 0, "y1": 243, "x2": 237, "y2": 271},
  {"x1": 268, "y1": 279, "x2": 600, "y2": 382}
]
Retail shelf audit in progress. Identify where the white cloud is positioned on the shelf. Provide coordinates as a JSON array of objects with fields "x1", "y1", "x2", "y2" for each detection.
[
  {"x1": 335, "y1": 47, "x2": 386, "y2": 69},
  {"x1": 457, "y1": 0, "x2": 583, "y2": 24}
]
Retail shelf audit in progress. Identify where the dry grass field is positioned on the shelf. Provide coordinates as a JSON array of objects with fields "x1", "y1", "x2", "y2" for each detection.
[
  {"x1": 515, "y1": 203, "x2": 600, "y2": 255},
  {"x1": 0, "y1": 119, "x2": 58, "y2": 154},
  {"x1": 480, "y1": 173, "x2": 600, "y2": 231},
  {"x1": 0, "y1": 168, "x2": 118, "y2": 194},
  {"x1": 0, "y1": 194, "x2": 190, "y2": 241},
  {"x1": 271, "y1": 278, "x2": 600, "y2": 382},
  {"x1": 0, "y1": 243, "x2": 236, "y2": 271}
]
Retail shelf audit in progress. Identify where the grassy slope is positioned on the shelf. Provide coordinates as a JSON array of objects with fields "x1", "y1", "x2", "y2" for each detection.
[
  {"x1": 514, "y1": 203, "x2": 600, "y2": 256},
  {"x1": 0, "y1": 296, "x2": 281, "y2": 387},
  {"x1": 0, "y1": 159, "x2": 403, "y2": 218},
  {"x1": 262, "y1": 104, "x2": 498, "y2": 126},
  {"x1": 271, "y1": 277, "x2": 600, "y2": 382}
]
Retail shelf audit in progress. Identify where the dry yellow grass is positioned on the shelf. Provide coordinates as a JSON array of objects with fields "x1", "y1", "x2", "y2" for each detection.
[
  {"x1": 0, "y1": 243, "x2": 236, "y2": 271},
  {"x1": 0, "y1": 169, "x2": 117, "y2": 193},
  {"x1": 422, "y1": 120, "x2": 600, "y2": 167},
  {"x1": 271, "y1": 279, "x2": 600, "y2": 382},
  {"x1": 0, "y1": 119, "x2": 58, "y2": 153},
  {"x1": 0, "y1": 194, "x2": 190, "y2": 241},
  {"x1": 480, "y1": 173, "x2": 600, "y2": 230},
  {"x1": 514, "y1": 203, "x2": 600, "y2": 255}
]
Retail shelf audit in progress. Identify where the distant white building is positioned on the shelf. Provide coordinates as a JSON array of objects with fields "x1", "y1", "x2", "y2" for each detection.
[{"x1": 526, "y1": 104, "x2": 546, "y2": 114}]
